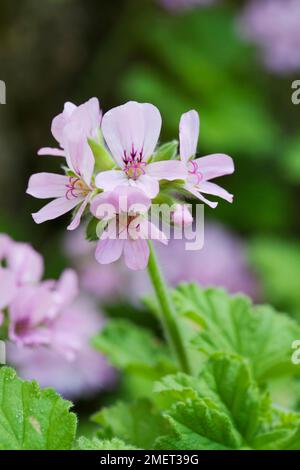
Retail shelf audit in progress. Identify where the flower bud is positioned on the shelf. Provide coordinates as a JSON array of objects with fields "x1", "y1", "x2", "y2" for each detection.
[{"x1": 172, "y1": 204, "x2": 193, "y2": 227}]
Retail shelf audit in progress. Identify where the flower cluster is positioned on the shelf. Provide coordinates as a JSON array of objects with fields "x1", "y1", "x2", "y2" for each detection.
[
  {"x1": 0, "y1": 234, "x2": 114, "y2": 398},
  {"x1": 238, "y1": 0, "x2": 300, "y2": 74},
  {"x1": 27, "y1": 99, "x2": 234, "y2": 270}
]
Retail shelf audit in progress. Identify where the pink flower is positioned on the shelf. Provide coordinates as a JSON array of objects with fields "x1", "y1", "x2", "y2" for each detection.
[
  {"x1": 0, "y1": 235, "x2": 44, "y2": 310},
  {"x1": 91, "y1": 186, "x2": 167, "y2": 270},
  {"x1": 27, "y1": 139, "x2": 95, "y2": 230},
  {"x1": 95, "y1": 101, "x2": 187, "y2": 199},
  {"x1": 38, "y1": 98, "x2": 101, "y2": 157},
  {"x1": 179, "y1": 110, "x2": 234, "y2": 208},
  {"x1": 8, "y1": 268, "x2": 80, "y2": 359},
  {"x1": 7, "y1": 296, "x2": 116, "y2": 400},
  {"x1": 27, "y1": 98, "x2": 102, "y2": 230},
  {"x1": 238, "y1": 0, "x2": 300, "y2": 74}
]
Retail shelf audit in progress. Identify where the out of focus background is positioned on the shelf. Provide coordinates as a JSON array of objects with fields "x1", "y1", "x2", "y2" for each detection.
[{"x1": 1, "y1": 0, "x2": 300, "y2": 406}]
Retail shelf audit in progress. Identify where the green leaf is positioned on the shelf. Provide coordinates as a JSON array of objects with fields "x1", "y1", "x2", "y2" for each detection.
[
  {"x1": 85, "y1": 216, "x2": 105, "y2": 242},
  {"x1": 88, "y1": 133, "x2": 114, "y2": 171},
  {"x1": 92, "y1": 319, "x2": 176, "y2": 379},
  {"x1": 76, "y1": 436, "x2": 138, "y2": 450},
  {"x1": 151, "y1": 140, "x2": 178, "y2": 162},
  {"x1": 155, "y1": 399, "x2": 242, "y2": 450},
  {"x1": 173, "y1": 284, "x2": 300, "y2": 382},
  {"x1": 0, "y1": 367, "x2": 77, "y2": 450},
  {"x1": 154, "y1": 353, "x2": 263, "y2": 449},
  {"x1": 92, "y1": 399, "x2": 167, "y2": 449},
  {"x1": 251, "y1": 407, "x2": 300, "y2": 450}
]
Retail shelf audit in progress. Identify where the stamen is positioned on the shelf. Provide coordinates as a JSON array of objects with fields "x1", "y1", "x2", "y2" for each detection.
[
  {"x1": 65, "y1": 176, "x2": 90, "y2": 200},
  {"x1": 122, "y1": 144, "x2": 146, "y2": 179},
  {"x1": 188, "y1": 160, "x2": 203, "y2": 185}
]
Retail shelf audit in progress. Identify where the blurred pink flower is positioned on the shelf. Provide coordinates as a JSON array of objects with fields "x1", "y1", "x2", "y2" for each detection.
[
  {"x1": 8, "y1": 269, "x2": 81, "y2": 358},
  {"x1": 239, "y1": 0, "x2": 300, "y2": 74},
  {"x1": 0, "y1": 234, "x2": 43, "y2": 309},
  {"x1": 91, "y1": 186, "x2": 167, "y2": 270},
  {"x1": 179, "y1": 110, "x2": 234, "y2": 208},
  {"x1": 159, "y1": 0, "x2": 216, "y2": 11},
  {"x1": 7, "y1": 296, "x2": 116, "y2": 400},
  {"x1": 96, "y1": 101, "x2": 187, "y2": 199}
]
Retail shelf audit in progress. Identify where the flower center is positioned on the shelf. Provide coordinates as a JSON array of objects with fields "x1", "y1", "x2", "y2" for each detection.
[
  {"x1": 65, "y1": 177, "x2": 90, "y2": 200},
  {"x1": 187, "y1": 160, "x2": 203, "y2": 185},
  {"x1": 123, "y1": 146, "x2": 146, "y2": 180}
]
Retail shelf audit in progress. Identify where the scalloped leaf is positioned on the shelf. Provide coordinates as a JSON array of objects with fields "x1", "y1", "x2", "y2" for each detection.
[{"x1": 0, "y1": 367, "x2": 77, "y2": 450}]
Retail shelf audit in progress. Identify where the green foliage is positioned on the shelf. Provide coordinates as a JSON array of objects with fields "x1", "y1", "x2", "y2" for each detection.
[
  {"x1": 173, "y1": 284, "x2": 300, "y2": 382},
  {"x1": 88, "y1": 284, "x2": 300, "y2": 450},
  {"x1": 76, "y1": 436, "x2": 138, "y2": 450},
  {"x1": 90, "y1": 353, "x2": 300, "y2": 450},
  {"x1": 0, "y1": 367, "x2": 77, "y2": 450},
  {"x1": 88, "y1": 132, "x2": 115, "y2": 171},
  {"x1": 92, "y1": 399, "x2": 167, "y2": 449},
  {"x1": 151, "y1": 140, "x2": 178, "y2": 162},
  {"x1": 92, "y1": 319, "x2": 177, "y2": 380}
]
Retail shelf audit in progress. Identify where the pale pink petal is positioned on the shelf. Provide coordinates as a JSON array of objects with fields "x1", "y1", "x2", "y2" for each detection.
[
  {"x1": 101, "y1": 101, "x2": 161, "y2": 166},
  {"x1": 130, "y1": 174, "x2": 159, "y2": 199},
  {"x1": 67, "y1": 195, "x2": 91, "y2": 231},
  {"x1": 146, "y1": 160, "x2": 187, "y2": 181},
  {"x1": 199, "y1": 181, "x2": 233, "y2": 203},
  {"x1": 64, "y1": 97, "x2": 101, "y2": 142},
  {"x1": 123, "y1": 239, "x2": 150, "y2": 270},
  {"x1": 32, "y1": 197, "x2": 81, "y2": 224},
  {"x1": 95, "y1": 170, "x2": 128, "y2": 192},
  {"x1": 192, "y1": 154, "x2": 234, "y2": 181},
  {"x1": 51, "y1": 101, "x2": 77, "y2": 145},
  {"x1": 184, "y1": 183, "x2": 218, "y2": 209},
  {"x1": 95, "y1": 238, "x2": 124, "y2": 265},
  {"x1": 64, "y1": 139, "x2": 94, "y2": 185},
  {"x1": 7, "y1": 242, "x2": 44, "y2": 285},
  {"x1": 179, "y1": 110, "x2": 199, "y2": 163},
  {"x1": 27, "y1": 173, "x2": 69, "y2": 199},
  {"x1": 38, "y1": 147, "x2": 65, "y2": 157}
]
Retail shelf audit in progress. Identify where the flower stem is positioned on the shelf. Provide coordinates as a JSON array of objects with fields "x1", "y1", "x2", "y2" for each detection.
[{"x1": 147, "y1": 241, "x2": 190, "y2": 374}]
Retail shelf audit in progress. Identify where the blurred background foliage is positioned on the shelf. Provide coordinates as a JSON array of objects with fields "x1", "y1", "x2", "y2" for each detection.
[{"x1": 1, "y1": 0, "x2": 300, "y2": 321}]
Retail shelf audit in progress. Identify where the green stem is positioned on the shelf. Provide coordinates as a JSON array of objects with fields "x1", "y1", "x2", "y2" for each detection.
[{"x1": 147, "y1": 241, "x2": 190, "y2": 374}]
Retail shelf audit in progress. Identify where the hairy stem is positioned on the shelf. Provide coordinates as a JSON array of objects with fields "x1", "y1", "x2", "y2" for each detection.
[{"x1": 147, "y1": 241, "x2": 190, "y2": 374}]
